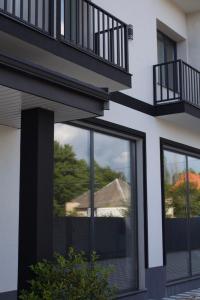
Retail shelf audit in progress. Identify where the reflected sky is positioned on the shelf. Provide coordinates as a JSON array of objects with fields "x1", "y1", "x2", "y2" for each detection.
[
  {"x1": 188, "y1": 157, "x2": 200, "y2": 173},
  {"x1": 54, "y1": 123, "x2": 130, "y2": 179}
]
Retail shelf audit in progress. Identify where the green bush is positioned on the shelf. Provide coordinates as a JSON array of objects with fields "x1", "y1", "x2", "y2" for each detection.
[{"x1": 19, "y1": 248, "x2": 116, "y2": 300}]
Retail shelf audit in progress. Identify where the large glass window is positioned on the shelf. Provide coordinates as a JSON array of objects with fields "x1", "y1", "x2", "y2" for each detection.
[
  {"x1": 53, "y1": 123, "x2": 138, "y2": 293},
  {"x1": 53, "y1": 124, "x2": 91, "y2": 255},
  {"x1": 163, "y1": 148, "x2": 200, "y2": 281},
  {"x1": 188, "y1": 157, "x2": 200, "y2": 276}
]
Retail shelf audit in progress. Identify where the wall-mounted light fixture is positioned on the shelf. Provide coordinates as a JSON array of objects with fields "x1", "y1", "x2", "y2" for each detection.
[{"x1": 128, "y1": 24, "x2": 133, "y2": 40}]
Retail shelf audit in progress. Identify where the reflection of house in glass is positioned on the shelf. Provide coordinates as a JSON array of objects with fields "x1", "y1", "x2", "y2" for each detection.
[
  {"x1": 65, "y1": 178, "x2": 130, "y2": 217},
  {"x1": 166, "y1": 172, "x2": 200, "y2": 218},
  {"x1": 173, "y1": 172, "x2": 200, "y2": 190}
]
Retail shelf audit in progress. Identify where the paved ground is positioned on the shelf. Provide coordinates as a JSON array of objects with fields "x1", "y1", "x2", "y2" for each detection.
[{"x1": 162, "y1": 288, "x2": 200, "y2": 300}]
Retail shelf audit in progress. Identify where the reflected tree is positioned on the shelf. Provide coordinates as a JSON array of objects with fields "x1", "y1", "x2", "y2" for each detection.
[
  {"x1": 165, "y1": 168, "x2": 200, "y2": 218},
  {"x1": 54, "y1": 141, "x2": 124, "y2": 216}
]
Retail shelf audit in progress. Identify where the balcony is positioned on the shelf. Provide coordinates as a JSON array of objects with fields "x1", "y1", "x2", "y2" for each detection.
[
  {"x1": 153, "y1": 60, "x2": 200, "y2": 133},
  {"x1": 154, "y1": 59, "x2": 200, "y2": 107},
  {"x1": 0, "y1": 0, "x2": 131, "y2": 90}
]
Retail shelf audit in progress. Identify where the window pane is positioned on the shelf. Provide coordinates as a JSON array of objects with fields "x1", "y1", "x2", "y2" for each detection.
[
  {"x1": 93, "y1": 132, "x2": 137, "y2": 292},
  {"x1": 188, "y1": 157, "x2": 200, "y2": 276},
  {"x1": 0, "y1": 0, "x2": 4, "y2": 10},
  {"x1": 53, "y1": 124, "x2": 90, "y2": 255},
  {"x1": 157, "y1": 33, "x2": 166, "y2": 86},
  {"x1": 164, "y1": 150, "x2": 190, "y2": 281},
  {"x1": 157, "y1": 33, "x2": 165, "y2": 64},
  {"x1": 166, "y1": 39, "x2": 176, "y2": 62}
]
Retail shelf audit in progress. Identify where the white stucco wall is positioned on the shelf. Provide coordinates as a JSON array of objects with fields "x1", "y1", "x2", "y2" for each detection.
[
  {"x1": 0, "y1": 126, "x2": 20, "y2": 293},
  {"x1": 101, "y1": 102, "x2": 200, "y2": 268},
  {"x1": 187, "y1": 11, "x2": 200, "y2": 70}
]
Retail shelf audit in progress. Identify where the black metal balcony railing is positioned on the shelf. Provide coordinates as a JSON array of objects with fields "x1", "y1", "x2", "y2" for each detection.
[
  {"x1": 153, "y1": 60, "x2": 200, "y2": 107},
  {"x1": 58, "y1": 0, "x2": 129, "y2": 70},
  {"x1": 0, "y1": 0, "x2": 129, "y2": 71},
  {"x1": 0, "y1": 0, "x2": 53, "y2": 35}
]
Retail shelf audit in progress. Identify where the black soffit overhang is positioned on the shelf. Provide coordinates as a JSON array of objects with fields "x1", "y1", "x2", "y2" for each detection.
[{"x1": 0, "y1": 52, "x2": 109, "y2": 116}]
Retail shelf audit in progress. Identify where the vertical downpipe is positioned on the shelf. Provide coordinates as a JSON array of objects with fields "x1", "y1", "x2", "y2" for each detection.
[
  {"x1": 153, "y1": 65, "x2": 157, "y2": 106},
  {"x1": 179, "y1": 60, "x2": 183, "y2": 102}
]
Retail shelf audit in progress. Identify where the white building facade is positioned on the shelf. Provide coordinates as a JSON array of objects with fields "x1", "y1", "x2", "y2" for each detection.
[{"x1": 1, "y1": 0, "x2": 200, "y2": 299}]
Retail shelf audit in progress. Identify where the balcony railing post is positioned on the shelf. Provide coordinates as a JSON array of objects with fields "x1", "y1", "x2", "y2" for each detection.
[
  {"x1": 153, "y1": 65, "x2": 157, "y2": 105},
  {"x1": 49, "y1": 0, "x2": 55, "y2": 37},
  {"x1": 56, "y1": 0, "x2": 61, "y2": 39},
  {"x1": 179, "y1": 60, "x2": 183, "y2": 102},
  {"x1": 124, "y1": 24, "x2": 129, "y2": 72}
]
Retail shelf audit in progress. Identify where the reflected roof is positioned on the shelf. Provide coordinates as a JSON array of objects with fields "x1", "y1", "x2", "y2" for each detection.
[{"x1": 69, "y1": 178, "x2": 130, "y2": 209}]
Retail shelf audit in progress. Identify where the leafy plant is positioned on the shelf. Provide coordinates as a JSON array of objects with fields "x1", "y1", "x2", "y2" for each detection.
[{"x1": 19, "y1": 248, "x2": 116, "y2": 300}]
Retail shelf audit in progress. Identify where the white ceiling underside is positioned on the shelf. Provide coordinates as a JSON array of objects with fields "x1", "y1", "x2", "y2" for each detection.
[
  {"x1": 0, "y1": 85, "x2": 96, "y2": 128},
  {"x1": 171, "y1": 0, "x2": 200, "y2": 13},
  {"x1": 158, "y1": 112, "x2": 200, "y2": 134}
]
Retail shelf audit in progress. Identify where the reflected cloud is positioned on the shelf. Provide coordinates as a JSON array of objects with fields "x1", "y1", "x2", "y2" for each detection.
[
  {"x1": 114, "y1": 151, "x2": 129, "y2": 165},
  {"x1": 54, "y1": 124, "x2": 130, "y2": 178},
  {"x1": 54, "y1": 124, "x2": 79, "y2": 145}
]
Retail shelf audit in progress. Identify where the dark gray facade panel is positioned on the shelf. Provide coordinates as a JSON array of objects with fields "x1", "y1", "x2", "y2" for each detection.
[
  {"x1": 110, "y1": 92, "x2": 155, "y2": 116},
  {"x1": 146, "y1": 266, "x2": 166, "y2": 300},
  {"x1": 0, "y1": 53, "x2": 108, "y2": 116},
  {"x1": 111, "y1": 91, "x2": 200, "y2": 121},
  {"x1": 155, "y1": 101, "x2": 200, "y2": 119},
  {"x1": 0, "y1": 291, "x2": 17, "y2": 300},
  {"x1": 18, "y1": 108, "x2": 54, "y2": 292}
]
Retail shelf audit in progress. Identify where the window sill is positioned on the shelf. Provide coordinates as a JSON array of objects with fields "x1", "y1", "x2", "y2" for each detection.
[
  {"x1": 166, "y1": 274, "x2": 200, "y2": 287},
  {"x1": 114, "y1": 289, "x2": 147, "y2": 299}
]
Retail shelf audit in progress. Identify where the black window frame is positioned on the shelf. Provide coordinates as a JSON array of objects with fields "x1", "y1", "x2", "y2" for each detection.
[
  {"x1": 54, "y1": 120, "x2": 141, "y2": 295},
  {"x1": 160, "y1": 138, "x2": 200, "y2": 283}
]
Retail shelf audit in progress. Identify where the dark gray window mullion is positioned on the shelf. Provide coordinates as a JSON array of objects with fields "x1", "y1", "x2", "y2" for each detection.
[
  {"x1": 89, "y1": 130, "x2": 95, "y2": 256},
  {"x1": 186, "y1": 155, "x2": 192, "y2": 277},
  {"x1": 164, "y1": 36, "x2": 167, "y2": 64},
  {"x1": 130, "y1": 141, "x2": 139, "y2": 288}
]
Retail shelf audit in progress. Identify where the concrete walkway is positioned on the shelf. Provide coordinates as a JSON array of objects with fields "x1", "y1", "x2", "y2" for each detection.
[{"x1": 162, "y1": 288, "x2": 200, "y2": 300}]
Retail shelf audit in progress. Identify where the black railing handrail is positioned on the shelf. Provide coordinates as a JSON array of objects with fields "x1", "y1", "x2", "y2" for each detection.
[
  {"x1": 82, "y1": 0, "x2": 127, "y2": 26},
  {"x1": 153, "y1": 59, "x2": 182, "y2": 68},
  {"x1": 154, "y1": 59, "x2": 200, "y2": 75},
  {"x1": 153, "y1": 59, "x2": 200, "y2": 108},
  {"x1": 181, "y1": 60, "x2": 200, "y2": 74}
]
